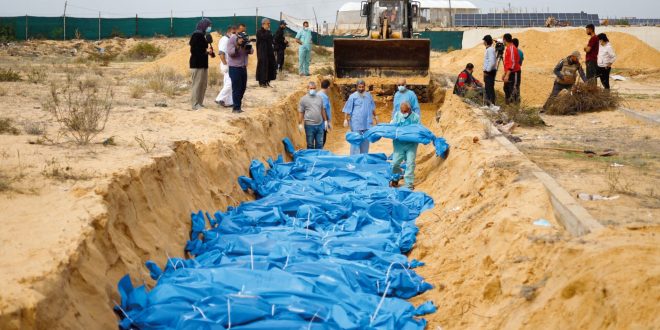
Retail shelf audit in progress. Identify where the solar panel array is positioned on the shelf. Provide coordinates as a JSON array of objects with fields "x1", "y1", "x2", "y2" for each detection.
[
  {"x1": 626, "y1": 18, "x2": 660, "y2": 26},
  {"x1": 454, "y1": 13, "x2": 600, "y2": 27}
]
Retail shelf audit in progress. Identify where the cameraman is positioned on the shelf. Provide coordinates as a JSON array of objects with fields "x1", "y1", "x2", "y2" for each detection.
[
  {"x1": 502, "y1": 33, "x2": 521, "y2": 104},
  {"x1": 482, "y1": 35, "x2": 497, "y2": 106},
  {"x1": 227, "y1": 23, "x2": 253, "y2": 114}
]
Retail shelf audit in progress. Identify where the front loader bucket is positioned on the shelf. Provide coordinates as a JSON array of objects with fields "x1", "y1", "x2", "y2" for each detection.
[{"x1": 333, "y1": 39, "x2": 430, "y2": 79}]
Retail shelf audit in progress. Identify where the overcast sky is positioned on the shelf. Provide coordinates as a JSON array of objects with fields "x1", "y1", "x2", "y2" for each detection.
[{"x1": 0, "y1": 0, "x2": 657, "y2": 21}]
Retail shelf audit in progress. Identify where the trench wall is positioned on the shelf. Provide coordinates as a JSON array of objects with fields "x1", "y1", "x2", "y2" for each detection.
[{"x1": 1, "y1": 90, "x2": 306, "y2": 329}]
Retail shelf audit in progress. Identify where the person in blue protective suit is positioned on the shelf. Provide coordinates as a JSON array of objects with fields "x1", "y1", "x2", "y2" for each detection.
[
  {"x1": 390, "y1": 101, "x2": 420, "y2": 190},
  {"x1": 392, "y1": 78, "x2": 420, "y2": 119},
  {"x1": 343, "y1": 79, "x2": 378, "y2": 155},
  {"x1": 318, "y1": 79, "x2": 333, "y2": 145},
  {"x1": 295, "y1": 21, "x2": 313, "y2": 76}
]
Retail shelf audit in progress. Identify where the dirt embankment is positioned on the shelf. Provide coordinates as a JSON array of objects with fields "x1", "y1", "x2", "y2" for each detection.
[
  {"x1": 0, "y1": 89, "x2": 306, "y2": 329},
  {"x1": 407, "y1": 94, "x2": 660, "y2": 329},
  {"x1": 433, "y1": 29, "x2": 660, "y2": 106}
]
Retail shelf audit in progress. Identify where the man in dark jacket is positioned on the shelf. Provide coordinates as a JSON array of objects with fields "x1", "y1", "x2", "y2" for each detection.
[
  {"x1": 453, "y1": 63, "x2": 483, "y2": 97},
  {"x1": 256, "y1": 18, "x2": 277, "y2": 87},
  {"x1": 189, "y1": 18, "x2": 213, "y2": 110},
  {"x1": 273, "y1": 21, "x2": 289, "y2": 73}
]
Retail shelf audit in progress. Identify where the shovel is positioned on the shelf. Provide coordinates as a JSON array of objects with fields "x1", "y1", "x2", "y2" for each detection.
[{"x1": 538, "y1": 147, "x2": 618, "y2": 157}]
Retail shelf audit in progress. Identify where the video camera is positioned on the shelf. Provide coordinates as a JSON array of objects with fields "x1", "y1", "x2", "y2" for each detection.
[
  {"x1": 238, "y1": 32, "x2": 255, "y2": 52},
  {"x1": 495, "y1": 40, "x2": 505, "y2": 60}
]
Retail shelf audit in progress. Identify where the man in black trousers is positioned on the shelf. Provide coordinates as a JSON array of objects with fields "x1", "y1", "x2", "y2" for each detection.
[{"x1": 273, "y1": 21, "x2": 289, "y2": 74}]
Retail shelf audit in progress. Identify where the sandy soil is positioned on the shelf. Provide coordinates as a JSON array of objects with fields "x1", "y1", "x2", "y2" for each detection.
[
  {"x1": 433, "y1": 29, "x2": 660, "y2": 107},
  {"x1": 1, "y1": 31, "x2": 659, "y2": 330},
  {"x1": 0, "y1": 38, "x2": 311, "y2": 328}
]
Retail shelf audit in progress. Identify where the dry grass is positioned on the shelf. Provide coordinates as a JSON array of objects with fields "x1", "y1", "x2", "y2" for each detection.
[
  {"x1": 544, "y1": 83, "x2": 622, "y2": 115},
  {"x1": 42, "y1": 77, "x2": 113, "y2": 145},
  {"x1": 26, "y1": 67, "x2": 48, "y2": 84},
  {"x1": 0, "y1": 68, "x2": 21, "y2": 82},
  {"x1": 135, "y1": 134, "x2": 156, "y2": 153},
  {"x1": 143, "y1": 68, "x2": 187, "y2": 98},
  {"x1": 606, "y1": 165, "x2": 632, "y2": 195},
  {"x1": 129, "y1": 83, "x2": 147, "y2": 99},
  {"x1": 21, "y1": 120, "x2": 46, "y2": 135},
  {"x1": 208, "y1": 69, "x2": 221, "y2": 86},
  {"x1": 42, "y1": 158, "x2": 93, "y2": 181},
  {"x1": 0, "y1": 117, "x2": 20, "y2": 135}
]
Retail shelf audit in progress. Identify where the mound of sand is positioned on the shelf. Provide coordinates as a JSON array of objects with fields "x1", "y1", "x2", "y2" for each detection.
[{"x1": 432, "y1": 29, "x2": 660, "y2": 106}]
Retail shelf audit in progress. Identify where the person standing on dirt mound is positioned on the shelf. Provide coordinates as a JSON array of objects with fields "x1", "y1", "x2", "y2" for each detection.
[
  {"x1": 597, "y1": 33, "x2": 616, "y2": 90},
  {"x1": 274, "y1": 21, "x2": 289, "y2": 74},
  {"x1": 512, "y1": 38, "x2": 523, "y2": 103},
  {"x1": 298, "y1": 81, "x2": 329, "y2": 149},
  {"x1": 227, "y1": 23, "x2": 254, "y2": 114},
  {"x1": 189, "y1": 18, "x2": 213, "y2": 111},
  {"x1": 295, "y1": 21, "x2": 313, "y2": 76},
  {"x1": 214, "y1": 25, "x2": 235, "y2": 108},
  {"x1": 482, "y1": 35, "x2": 497, "y2": 107},
  {"x1": 543, "y1": 51, "x2": 587, "y2": 111},
  {"x1": 389, "y1": 102, "x2": 420, "y2": 190},
  {"x1": 392, "y1": 79, "x2": 420, "y2": 119},
  {"x1": 584, "y1": 24, "x2": 599, "y2": 85},
  {"x1": 501, "y1": 33, "x2": 521, "y2": 104},
  {"x1": 256, "y1": 18, "x2": 277, "y2": 87},
  {"x1": 343, "y1": 80, "x2": 378, "y2": 155}
]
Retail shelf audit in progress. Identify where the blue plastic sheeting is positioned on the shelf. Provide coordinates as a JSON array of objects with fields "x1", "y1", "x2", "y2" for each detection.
[
  {"x1": 345, "y1": 124, "x2": 450, "y2": 159},
  {"x1": 116, "y1": 142, "x2": 437, "y2": 329}
]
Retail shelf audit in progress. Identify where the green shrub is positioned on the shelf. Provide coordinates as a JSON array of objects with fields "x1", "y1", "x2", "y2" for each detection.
[
  {"x1": 0, "y1": 68, "x2": 21, "y2": 82},
  {"x1": 126, "y1": 42, "x2": 162, "y2": 60},
  {"x1": 0, "y1": 23, "x2": 15, "y2": 42}
]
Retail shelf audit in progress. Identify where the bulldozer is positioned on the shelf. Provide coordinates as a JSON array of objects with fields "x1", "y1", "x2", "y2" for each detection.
[{"x1": 334, "y1": 0, "x2": 431, "y2": 101}]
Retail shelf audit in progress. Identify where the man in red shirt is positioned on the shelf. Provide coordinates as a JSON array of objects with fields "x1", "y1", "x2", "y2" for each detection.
[
  {"x1": 452, "y1": 63, "x2": 484, "y2": 97},
  {"x1": 501, "y1": 33, "x2": 521, "y2": 104},
  {"x1": 584, "y1": 24, "x2": 599, "y2": 85}
]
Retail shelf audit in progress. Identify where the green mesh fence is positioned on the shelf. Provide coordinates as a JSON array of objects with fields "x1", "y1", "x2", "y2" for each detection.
[
  {"x1": 0, "y1": 15, "x2": 283, "y2": 40},
  {"x1": 0, "y1": 15, "x2": 463, "y2": 51}
]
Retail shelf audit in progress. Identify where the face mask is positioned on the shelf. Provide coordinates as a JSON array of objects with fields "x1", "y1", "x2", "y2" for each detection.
[
  {"x1": 206, "y1": 27, "x2": 212, "y2": 33},
  {"x1": 304, "y1": 27, "x2": 309, "y2": 31},
  {"x1": 309, "y1": 90, "x2": 317, "y2": 96},
  {"x1": 398, "y1": 85, "x2": 406, "y2": 92}
]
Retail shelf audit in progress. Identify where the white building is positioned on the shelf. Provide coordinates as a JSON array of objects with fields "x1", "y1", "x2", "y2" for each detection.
[
  {"x1": 419, "y1": 0, "x2": 479, "y2": 28},
  {"x1": 335, "y1": 0, "x2": 479, "y2": 32}
]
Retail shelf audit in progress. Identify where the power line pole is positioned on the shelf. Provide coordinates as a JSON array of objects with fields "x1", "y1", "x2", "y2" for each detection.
[
  {"x1": 63, "y1": 1, "x2": 67, "y2": 41},
  {"x1": 98, "y1": 11, "x2": 101, "y2": 41},
  {"x1": 448, "y1": 0, "x2": 453, "y2": 28}
]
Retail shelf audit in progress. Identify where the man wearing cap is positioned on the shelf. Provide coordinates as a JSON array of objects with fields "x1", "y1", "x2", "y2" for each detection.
[
  {"x1": 482, "y1": 34, "x2": 497, "y2": 106},
  {"x1": 543, "y1": 51, "x2": 587, "y2": 110},
  {"x1": 274, "y1": 20, "x2": 289, "y2": 74},
  {"x1": 342, "y1": 80, "x2": 378, "y2": 155}
]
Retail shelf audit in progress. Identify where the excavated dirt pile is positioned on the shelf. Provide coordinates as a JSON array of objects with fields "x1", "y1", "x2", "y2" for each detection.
[{"x1": 433, "y1": 29, "x2": 660, "y2": 106}]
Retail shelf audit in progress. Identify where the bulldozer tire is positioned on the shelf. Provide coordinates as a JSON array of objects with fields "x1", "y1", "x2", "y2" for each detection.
[{"x1": 412, "y1": 85, "x2": 430, "y2": 103}]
